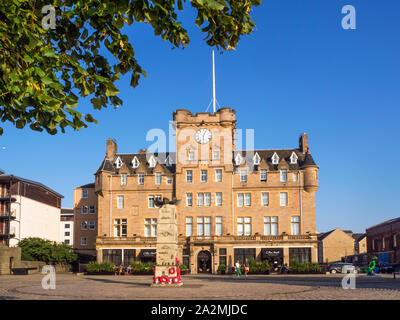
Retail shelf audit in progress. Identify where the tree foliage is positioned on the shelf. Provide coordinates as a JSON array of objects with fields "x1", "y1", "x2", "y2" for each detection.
[
  {"x1": 18, "y1": 237, "x2": 78, "y2": 264},
  {"x1": 0, "y1": 0, "x2": 260, "y2": 135}
]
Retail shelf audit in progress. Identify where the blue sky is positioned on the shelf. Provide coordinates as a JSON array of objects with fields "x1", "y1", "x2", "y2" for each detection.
[{"x1": 0, "y1": 1, "x2": 399, "y2": 233}]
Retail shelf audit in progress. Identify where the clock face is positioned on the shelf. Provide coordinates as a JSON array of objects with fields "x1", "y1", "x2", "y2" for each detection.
[{"x1": 195, "y1": 128, "x2": 212, "y2": 144}]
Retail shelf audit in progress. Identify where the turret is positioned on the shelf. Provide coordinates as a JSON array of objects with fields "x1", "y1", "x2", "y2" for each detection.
[{"x1": 301, "y1": 149, "x2": 319, "y2": 193}]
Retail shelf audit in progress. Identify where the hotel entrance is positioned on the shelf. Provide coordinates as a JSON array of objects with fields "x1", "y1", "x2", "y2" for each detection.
[
  {"x1": 197, "y1": 251, "x2": 211, "y2": 273},
  {"x1": 261, "y1": 248, "x2": 283, "y2": 272}
]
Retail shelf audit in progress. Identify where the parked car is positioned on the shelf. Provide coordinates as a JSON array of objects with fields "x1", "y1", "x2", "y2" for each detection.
[
  {"x1": 327, "y1": 262, "x2": 357, "y2": 274},
  {"x1": 377, "y1": 262, "x2": 394, "y2": 274}
]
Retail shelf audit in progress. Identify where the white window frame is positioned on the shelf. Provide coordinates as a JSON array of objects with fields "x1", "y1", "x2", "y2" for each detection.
[
  {"x1": 186, "y1": 217, "x2": 193, "y2": 236},
  {"x1": 81, "y1": 221, "x2": 88, "y2": 230},
  {"x1": 117, "y1": 195, "x2": 124, "y2": 209},
  {"x1": 291, "y1": 216, "x2": 300, "y2": 235},
  {"x1": 81, "y1": 206, "x2": 88, "y2": 214},
  {"x1": 271, "y1": 152, "x2": 279, "y2": 165},
  {"x1": 144, "y1": 218, "x2": 157, "y2": 237},
  {"x1": 80, "y1": 237, "x2": 87, "y2": 246},
  {"x1": 264, "y1": 216, "x2": 278, "y2": 235},
  {"x1": 215, "y1": 169, "x2": 222, "y2": 182},
  {"x1": 244, "y1": 193, "x2": 251, "y2": 207},
  {"x1": 253, "y1": 153, "x2": 261, "y2": 165},
  {"x1": 204, "y1": 193, "x2": 211, "y2": 207},
  {"x1": 235, "y1": 153, "x2": 242, "y2": 166},
  {"x1": 132, "y1": 156, "x2": 140, "y2": 168},
  {"x1": 280, "y1": 170, "x2": 287, "y2": 182},
  {"x1": 166, "y1": 176, "x2": 172, "y2": 185},
  {"x1": 89, "y1": 205, "x2": 95, "y2": 214},
  {"x1": 280, "y1": 192, "x2": 288, "y2": 207},
  {"x1": 237, "y1": 193, "x2": 244, "y2": 207},
  {"x1": 215, "y1": 216, "x2": 222, "y2": 236},
  {"x1": 188, "y1": 151, "x2": 195, "y2": 161},
  {"x1": 261, "y1": 192, "x2": 269, "y2": 206},
  {"x1": 155, "y1": 173, "x2": 162, "y2": 185},
  {"x1": 138, "y1": 173, "x2": 144, "y2": 185},
  {"x1": 197, "y1": 193, "x2": 204, "y2": 207},
  {"x1": 260, "y1": 170, "x2": 267, "y2": 181},
  {"x1": 82, "y1": 189, "x2": 88, "y2": 199},
  {"x1": 186, "y1": 170, "x2": 193, "y2": 183},
  {"x1": 215, "y1": 192, "x2": 222, "y2": 206},
  {"x1": 240, "y1": 170, "x2": 247, "y2": 183},
  {"x1": 201, "y1": 170, "x2": 208, "y2": 183},
  {"x1": 148, "y1": 155, "x2": 156, "y2": 168},
  {"x1": 213, "y1": 151, "x2": 220, "y2": 160},
  {"x1": 290, "y1": 152, "x2": 298, "y2": 164},
  {"x1": 186, "y1": 193, "x2": 193, "y2": 207},
  {"x1": 115, "y1": 157, "x2": 122, "y2": 168},
  {"x1": 121, "y1": 173, "x2": 127, "y2": 186},
  {"x1": 88, "y1": 221, "x2": 95, "y2": 230}
]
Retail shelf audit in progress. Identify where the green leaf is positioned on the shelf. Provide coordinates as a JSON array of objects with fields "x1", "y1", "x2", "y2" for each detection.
[{"x1": 105, "y1": 83, "x2": 120, "y2": 96}]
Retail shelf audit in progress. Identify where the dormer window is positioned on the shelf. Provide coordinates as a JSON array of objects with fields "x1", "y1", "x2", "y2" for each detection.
[
  {"x1": 115, "y1": 157, "x2": 122, "y2": 169},
  {"x1": 290, "y1": 152, "x2": 298, "y2": 164},
  {"x1": 132, "y1": 156, "x2": 140, "y2": 169},
  {"x1": 148, "y1": 155, "x2": 156, "y2": 168},
  {"x1": 234, "y1": 153, "x2": 242, "y2": 166},
  {"x1": 271, "y1": 152, "x2": 279, "y2": 165},
  {"x1": 253, "y1": 153, "x2": 261, "y2": 165}
]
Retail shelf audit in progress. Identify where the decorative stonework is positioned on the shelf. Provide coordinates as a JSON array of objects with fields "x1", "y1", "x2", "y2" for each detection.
[{"x1": 152, "y1": 203, "x2": 183, "y2": 286}]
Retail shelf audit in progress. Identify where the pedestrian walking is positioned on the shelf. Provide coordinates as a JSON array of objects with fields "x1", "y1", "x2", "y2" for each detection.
[
  {"x1": 244, "y1": 258, "x2": 250, "y2": 278},
  {"x1": 235, "y1": 260, "x2": 241, "y2": 277}
]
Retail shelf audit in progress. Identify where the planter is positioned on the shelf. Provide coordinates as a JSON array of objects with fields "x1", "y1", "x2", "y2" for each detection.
[{"x1": 86, "y1": 271, "x2": 114, "y2": 275}]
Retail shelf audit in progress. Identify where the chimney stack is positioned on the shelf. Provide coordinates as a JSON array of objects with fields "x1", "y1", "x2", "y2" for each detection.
[
  {"x1": 299, "y1": 133, "x2": 309, "y2": 154},
  {"x1": 106, "y1": 138, "x2": 117, "y2": 159}
]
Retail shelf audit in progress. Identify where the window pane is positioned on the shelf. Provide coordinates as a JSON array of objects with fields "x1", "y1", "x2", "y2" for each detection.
[
  {"x1": 237, "y1": 224, "x2": 244, "y2": 236},
  {"x1": 264, "y1": 223, "x2": 271, "y2": 235},
  {"x1": 271, "y1": 223, "x2": 278, "y2": 235},
  {"x1": 237, "y1": 194, "x2": 243, "y2": 207}
]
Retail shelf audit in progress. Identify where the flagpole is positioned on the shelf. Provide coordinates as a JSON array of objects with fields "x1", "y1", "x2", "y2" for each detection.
[{"x1": 212, "y1": 50, "x2": 216, "y2": 114}]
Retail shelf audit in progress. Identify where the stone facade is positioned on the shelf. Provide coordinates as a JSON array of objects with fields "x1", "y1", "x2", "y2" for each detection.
[
  {"x1": 0, "y1": 243, "x2": 21, "y2": 275},
  {"x1": 318, "y1": 228, "x2": 356, "y2": 263},
  {"x1": 94, "y1": 108, "x2": 320, "y2": 273}
]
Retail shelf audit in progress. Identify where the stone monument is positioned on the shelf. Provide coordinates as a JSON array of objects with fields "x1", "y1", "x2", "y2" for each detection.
[{"x1": 151, "y1": 198, "x2": 183, "y2": 286}]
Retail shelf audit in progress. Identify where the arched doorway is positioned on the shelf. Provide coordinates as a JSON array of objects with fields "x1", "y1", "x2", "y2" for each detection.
[{"x1": 197, "y1": 251, "x2": 211, "y2": 273}]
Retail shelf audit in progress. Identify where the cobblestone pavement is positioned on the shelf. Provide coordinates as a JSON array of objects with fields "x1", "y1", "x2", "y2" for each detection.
[{"x1": 1, "y1": 273, "x2": 400, "y2": 300}]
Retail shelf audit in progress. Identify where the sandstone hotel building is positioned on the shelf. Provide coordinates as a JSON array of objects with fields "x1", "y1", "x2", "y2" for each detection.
[{"x1": 91, "y1": 108, "x2": 319, "y2": 274}]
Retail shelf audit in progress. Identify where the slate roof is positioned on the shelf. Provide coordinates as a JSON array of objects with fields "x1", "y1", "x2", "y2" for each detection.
[
  {"x1": 95, "y1": 149, "x2": 318, "y2": 174},
  {"x1": 317, "y1": 229, "x2": 336, "y2": 241},
  {"x1": 366, "y1": 217, "x2": 400, "y2": 232},
  {"x1": 79, "y1": 183, "x2": 95, "y2": 188}
]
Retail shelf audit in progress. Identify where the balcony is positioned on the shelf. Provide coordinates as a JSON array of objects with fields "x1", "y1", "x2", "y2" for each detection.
[
  {"x1": 0, "y1": 210, "x2": 16, "y2": 220},
  {"x1": 0, "y1": 196, "x2": 16, "y2": 203},
  {"x1": 0, "y1": 226, "x2": 16, "y2": 239}
]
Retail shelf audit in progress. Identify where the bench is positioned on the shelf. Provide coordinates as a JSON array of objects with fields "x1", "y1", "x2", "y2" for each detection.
[{"x1": 11, "y1": 267, "x2": 38, "y2": 275}]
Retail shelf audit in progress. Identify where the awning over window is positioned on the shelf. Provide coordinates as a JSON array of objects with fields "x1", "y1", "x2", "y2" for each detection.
[{"x1": 138, "y1": 249, "x2": 156, "y2": 258}]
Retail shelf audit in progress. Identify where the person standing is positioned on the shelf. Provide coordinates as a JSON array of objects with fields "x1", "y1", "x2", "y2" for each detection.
[
  {"x1": 235, "y1": 260, "x2": 241, "y2": 277},
  {"x1": 244, "y1": 258, "x2": 250, "y2": 278}
]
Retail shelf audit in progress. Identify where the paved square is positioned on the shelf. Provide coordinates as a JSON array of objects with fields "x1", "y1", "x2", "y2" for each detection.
[{"x1": 1, "y1": 273, "x2": 400, "y2": 300}]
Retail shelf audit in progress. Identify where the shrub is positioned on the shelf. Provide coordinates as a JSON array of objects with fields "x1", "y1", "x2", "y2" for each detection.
[
  {"x1": 217, "y1": 264, "x2": 226, "y2": 271},
  {"x1": 180, "y1": 264, "x2": 188, "y2": 271},
  {"x1": 86, "y1": 261, "x2": 114, "y2": 273},
  {"x1": 18, "y1": 237, "x2": 77, "y2": 264}
]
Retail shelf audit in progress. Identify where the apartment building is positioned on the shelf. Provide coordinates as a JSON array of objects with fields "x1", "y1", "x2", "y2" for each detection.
[{"x1": 60, "y1": 208, "x2": 74, "y2": 246}]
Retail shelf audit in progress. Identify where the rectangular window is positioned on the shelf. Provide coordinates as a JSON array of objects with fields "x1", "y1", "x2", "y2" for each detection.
[
  {"x1": 148, "y1": 195, "x2": 162, "y2": 208},
  {"x1": 155, "y1": 173, "x2": 162, "y2": 185},
  {"x1": 186, "y1": 193, "x2": 193, "y2": 207},
  {"x1": 188, "y1": 151, "x2": 195, "y2": 161},
  {"x1": 81, "y1": 206, "x2": 88, "y2": 214},
  {"x1": 197, "y1": 217, "x2": 204, "y2": 236},
  {"x1": 65, "y1": 232, "x2": 70, "y2": 236},
  {"x1": 237, "y1": 217, "x2": 244, "y2": 236},
  {"x1": 114, "y1": 219, "x2": 127, "y2": 237},
  {"x1": 244, "y1": 217, "x2": 251, "y2": 236},
  {"x1": 280, "y1": 170, "x2": 287, "y2": 182},
  {"x1": 204, "y1": 193, "x2": 211, "y2": 207},
  {"x1": 244, "y1": 193, "x2": 251, "y2": 207},
  {"x1": 264, "y1": 217, "x2": 278, "y2": 235},
  {"x1": 81, "y1": 221, "x2": 88, "y2": 230},
  {"x1": 237, "y1": 194, "x2": 244, "y2": 207},
  {"x1": 186, "y1": 217, "x2": 193, "y2": 236},
  {"x1": 65, "y1": 239, "x2": 70, "y2": 244},
  {"x1": 261, "y1": 192, "x2": 269, "y2": 206},
  {"x1": 89, "y1": 206, "x2": 95, "y2": 214},
  {"x1": 65, "y1": 224, "x2": 70, "y2": 229},
  {"x1": 82, "y1": 189, "x2": 88, "y2": 198},
  {"x1": 293, "y1": 173, "x2": 298, "y2": 182},
  {"x1": 186, "y1": 170, "x2": 193, "y2": 183},
  {"x1": 201, "y1": 170, "x2": 208, "y2": 183},
  {"x1": 89, "y1": 221, "x2": 95, "y2": 230},
  {"x1": 144, "y1": 218, "x2": 157, "y2": 237},
  {"x1": 213, "y1": 151, "x2": 220, "y2": 160},
  {"x1": 121, "y1": 174, "x2": 127, "y2": 186},
  {"x1": 215, "y1": 169, "x2": 222, "y2": 182},
  {"x1": 240, "y1": 170, "x2": 247, "y2": 183},
  {"x1": 215, "y1": 192, "x2": 222, "y2": 206},
  {"x1": 215, "y1": 216, "x2": 222, "y2": 236},
  {"x1": 280, "y1": 192, "x2": 288, "y2": 206},
  {"x1": 260, "y1": 170, "x2": 267, "y2": 181},
  {"x1": 166, "y1": 176, "x2": 172, "y2": 185},
  {"x1": 117, "y1": 195, "x2": 124, "y2": 209},
  {"x1": 197, "y1": 193, "x2": 204, "y2": 207},
  {"x1": 138, "y1": 173, "x2": 144, "y2": 185},
  {"x1": 291, "y1": 216, "x2": 300, "y2": 235},
  {"x1": 80, "y1": 237, "x2": 87, "y2": 246},
  {"x1": 204, "y1": 217, "x2": 211, "y2": 236}
]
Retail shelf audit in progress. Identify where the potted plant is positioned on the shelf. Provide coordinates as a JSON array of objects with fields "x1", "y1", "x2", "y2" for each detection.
[
  {"x1": 179, "y1": 264, "x2": 189, "y2": 274},
  {"x1": 217, "y1": 264, "x2": 226, "y2": 275}
]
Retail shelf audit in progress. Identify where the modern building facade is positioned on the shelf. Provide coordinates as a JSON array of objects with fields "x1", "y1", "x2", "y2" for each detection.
[
  {"x1": 73, "y1": 183, "x2": 97, "y2": 257},
  {"x1": 94, "y1": 109, "x2": 320, "y2": 273},
  {"x1": 366, "y1": 217, "x2": 400, "y2": 264},
  {"x1": 60, "y1": 208, "x2": 74, "y2": 246},
  {"x1": 0, "y1": 170, "x2": 63, "y2": 247}
]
